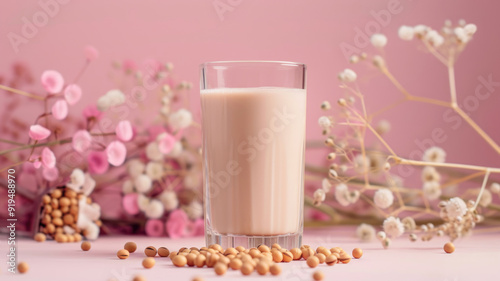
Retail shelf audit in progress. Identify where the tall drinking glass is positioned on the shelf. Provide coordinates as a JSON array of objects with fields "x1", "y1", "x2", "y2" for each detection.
[{"x1": 200, "y1": 61, "x2": 306, "y2": 249}]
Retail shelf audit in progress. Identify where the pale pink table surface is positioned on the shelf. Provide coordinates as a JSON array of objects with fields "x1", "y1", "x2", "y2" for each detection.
[{"x1": 2, "y1": 226, "x2": 499, "y2": 281}]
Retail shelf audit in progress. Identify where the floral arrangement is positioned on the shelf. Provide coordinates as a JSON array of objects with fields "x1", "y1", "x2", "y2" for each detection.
[
  {"x1": 310, "y1": 20, "x2": 500, "y2": 248},
  {"x1": 0, "y1": 47, "x2": 202, "y2": 239}
]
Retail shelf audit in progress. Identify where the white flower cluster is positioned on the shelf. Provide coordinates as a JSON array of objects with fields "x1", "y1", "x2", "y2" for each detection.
[
  {"x1": 97, "y1": 89, "x2": 126, "y2": 111},
  {"x1": 334, "y1": 184, "x2": 360, "y2": 206},
  {"x1": 356, "y1": 223, "x2": 376, "y2": 242},
  {"x1": 337, "y1": 68, "x2": 357, "y2": 83},
  {"x1": 373, "y1": 188, "x2": 394, "y2": 209},
  {"x1": 421, "y1": 166, "x2": 442, "y2": 200},
  {"x1": 398, "y1": 21, "x2": 477, "y2": 47}
]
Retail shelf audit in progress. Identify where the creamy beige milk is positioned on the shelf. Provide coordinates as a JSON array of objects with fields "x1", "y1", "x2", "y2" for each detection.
[{"x1": 201, "y1": 87, "x2": 306, "y2": 236}]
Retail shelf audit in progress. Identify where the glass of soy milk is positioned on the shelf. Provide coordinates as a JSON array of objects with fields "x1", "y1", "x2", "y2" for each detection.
[{"x1": 200, "y1": 61, "x2": 306, "y2": 249}]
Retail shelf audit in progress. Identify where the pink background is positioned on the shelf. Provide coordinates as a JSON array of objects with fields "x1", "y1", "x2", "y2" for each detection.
[{"x1": 1, "y1": 0, "x2": 500, "y2": 171}]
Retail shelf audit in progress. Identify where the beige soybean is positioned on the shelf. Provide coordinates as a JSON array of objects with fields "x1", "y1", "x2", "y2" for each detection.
[
  {"x1": 172, "y1": 255, "x2": 187, "y2": 267},
  {"x1": 282, "y1": 251, "x2": 293, "y2": 262},
  {"x1": 241, "y1": 263, "x2": 254, "y2": 275},
  {"x1": 195, "y1": 254, "x2": 206, "y2": 267},
  {"x1": 229, "y1": 258, "x2": 242, "y2": 270},
  {"x1": 315, "y1": 253, "x2": 326, "y2": 264},
  {"x1": 117, "y1": 249, "x2": 130, "y2": 259},
  {"x1": 34, "y1": 233, "x2": 46, "y2": 242},
  {"x1": 133, "y1": 275, "x2": 146, "y2": 281},
  {"x1": 272, "y1": 250, "x2": 283, "y2": 262},
  {"x1": 214, "y1": 262, "x2": 227, "y2": 275},
  {"x1": 269, "y1": 264, "x2": 282, "y2": 276},
  {"x1": 144, "y1": 246, "x2": 157, "y2": 257},
  {"x1": 17, "y1": 262, "x2": 29, "y2": 273},
  {"x1": 307, "y1": 256, "x2": 320, "y2": 268},
  {"x1": 326, "y1": 254, "x2": 337, "y2": 266},
  {"x1": 142, "y1": 257, "x2": 155, "y2": 269},
  {"x1": 158, "y1": 247, "x2": 170, "y2": 257},
  {"x1": 81, "y1": 241, "x2": 91, "y2": 251},
  {"x1": 256, "y1": 262, "x2": 269, "y2": 275},
  {"x1": 124, "y1": 242, "x2": 138, "y2": 253},
  {"x1": 186, "y1": 253, "x2": 197, "y2": 266},
  {"x1": 290, "y1": 248, "x2": 302, "y2": 260}
]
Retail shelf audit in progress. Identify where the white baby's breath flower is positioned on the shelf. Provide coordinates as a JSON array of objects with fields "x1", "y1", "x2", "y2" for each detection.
[
  {"x1": 413, "y1": 24, "x2": 429, "y2": 36},
  {"x1": 398, "y1": 25, "x2": 414, "y2": 40},
  {"x1": 349, "y1": 55, "x2": 360, "y2": 63},
  {"x1": 490, "y1": 183, "x2": 500, "y2": 194},
  {"x1": 371, "y1": 33, "x2": 388, "y2": 48},
  {"x1": 318, "y1": 116, "x2": 332, "y2": 129},
  {"x1": 421, "y1": 166, "x2": 441, "y2": 182},
  {"x1": 322, "y1": 178, "x2": 332, "y2": 192},
  {"x1": 356, "y1": 223, "x2": 376, "y2": 242},
  {"x1": 134, "y1": 174, "x2": 153, "y2": 193},
  {"x1": 425, "y1": 30, "x2": 444, "y2": 47},
  {"x1": 423, "y1": 181, "x2": 442, "y2": 200},
  {"x1": 372, "y1": 55, "x2": 386, "y2": 68},
  {"x1": 454, "y1": 27, "x2": 469, "y2": 43},
  {"x1": 145, "y1": 142, "x2": 163, "y2": 161},
  {"x1": 445, "y1": 197, "x2": 467, "y2": 220},
  {"x1": 122, "y1": 180, "x2": 134, "y2": 194},
  {"x1": 97, "y1": 89, "x2": 125, "y2": 111},
  {"x1": 137, "y1": 194, "x2": 150, "y2": 212},
  {"x1": 168, "y1": 108, "x2": 193, "y2": 130},
  {"x1": 183, "y1": 172, "x2": 200, "y2": 189},
  {"x1": 183, "y1": 201, "x2": 203, "y2": 220},
  {"x1": 374, "y1": 189, "x2": 394, "y2": 209},
  {"x1": 338, "y1": 68, "x2": 357, "y2": 83},
  {"x1": 354, "y1": 154, "x2": 370, "y2": 173},
  {"x1": 82, "y1": 173, "x2": 96, "y2": 196},
  {"x1": 67, "y1": 168, "x2": 85, "y2": 190},
  {"x1": 83, "y1": 223, "x2": 100, "y2": 240},
  {"x1": 383, "y1": 216, "x2": 405, "y2": 238},
  {"x1": 423, "y1": 146, "x2": 446, "y2": 163},
  {"x1": 168, "y1": 141, "x2": 183, "y2": 157},
  {"x1": 145, "y1": 199, "x2": 164, "y2": 219},
  {"x1": 401, "y1": 217, "x2": 416, "y2": 231},
  {"x1": 159, "y1": 190, "x2": 179, "y2": 211},
  {"x1": 313, "y1": 189, "x2": 326, "y2": 203},
  {"x1": 145, "y1": 161, "x2": 165, "y2": 181},
  {"x1": 335, "y1": 184, "x2": 351, "y2": 206},
  {"x1": 464, "y1": 23, "x2": 477, "y2": 35},
  {"x1": 376, "y1": 119, "x2": 391, "y2": 134},
  {"x1": 376, "y1": 231, "x2": 386, "y2": 240},
  {"x1": 127, "y1": 159, "x2": 145, "y2": 178}
]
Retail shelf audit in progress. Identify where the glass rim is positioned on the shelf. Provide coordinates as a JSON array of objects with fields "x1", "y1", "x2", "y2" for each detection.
[{"x1": 200, "y1": 60, "x2": 306, "y2": 68}]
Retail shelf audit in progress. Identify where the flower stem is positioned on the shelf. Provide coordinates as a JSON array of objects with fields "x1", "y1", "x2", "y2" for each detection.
[{"x1": 0, "y1": 84, "x2": 44, "y2": 100}]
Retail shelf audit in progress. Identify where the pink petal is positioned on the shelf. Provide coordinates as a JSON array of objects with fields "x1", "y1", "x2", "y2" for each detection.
[
  {"x1": 122, "y1": 193, "x2": 140, "y2": 215},
  {"x1": 51, "y1": 99, "x2": 68, "y2": 120},
  {"x1": 33, "y1": 161, "x2": 42, "y2": 169},
  {"x1": 42, "y1": 166, "x2": 59, "y2": 181},
  {"x1": 84, "y1": 45, "x2": 99, "y2": 61},
  {"x1": 41, "y1": 147, "x2": 56, "y2": 168},
  {"x1": 165, "y1": 209, "x2": 188, "y2": 239},
  {"x1": 82, "y1": 104, "x2": 102, "y2": 120},
  {"x1": 64, "y1": 84, "x2": 82, "y2": 105},
  {"x1": 41, "y1": 70, "x2": 64, "y2": 94},
  {"x1": 29, "y1": 125, "x2": 51, "y2": 140},
  {"x1": 72, "y1": 130, "x2": 92, "y2": 153},
  {"x1": 157, "y1": 133, "x2": 176, "y2": 154},
  {"x1": 145, "y1": 219, "x2": 165, "y2": 237},
  {"x1": 122, "y1": 59, "x2": 137, "y2": 73},
  {"x1": 87, "y1": 151, "x2": 109, "y2": 174},
  {"x1": 106, "y1": 141, "x2": 127, "y2": 166},
  {"x1": 115, "y1": 120, "x2": 133, "y2": 142}
]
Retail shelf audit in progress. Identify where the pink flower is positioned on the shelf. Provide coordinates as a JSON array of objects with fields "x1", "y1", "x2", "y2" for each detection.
[
  {"x1": 72, "y1": 130, "x2": 92, "y2": 153},
  {"x1": 191, "y1": 218, "x2": 205, "y2": 236},
  {"x1": 29, "y1": 125, "x2": 51, "y2": 140},
  {"x1": 145, "y1": 219, "x2": 165, "y2": 237},
  {"x1": 84, "y1": 45, "x2": 99, "y2": 61},
  {"x1": 87, "y1": 151, "x2": 109, "y2": 174},
  {"x1": 42, "y1": 166, "x2": 59, "y2": 181},
  {"x1": 122, "y1": 59, "x2": 137, "y2": 73},
  {"x1": 157, "y1": 133, "x2": 176, "y2": 154},
  {"x1": 41, "y1": 147, "x2": 56, "y2": 168},
  {"x1": 122, "y1": 193, "x2": 140, "y2": 215},
  {"x1": 29, "y1": 155, "x2": 42, "y2": 169},
  {"x1": 106, "y1": 141, "x2": 127, "y2": 166},
  {"x1": 115, "y1": 120, "x2": 133, "y2": 142},
  {"x1": 64, "y1": 84, "x2": 82, "y2": 105},
  {"x1": 166, "y1": 209, "x2": 188, "y2": 239},
  {"x1": 41, "y1": 70, "x2": 64, "y2": 94},
  {"x1": 51, "y1": 99, "x2": 68, "y2": 120},
  {"x1": 308, "y1": 209, "x2": 330, "y2": 221},
  {"x1": 82, "y1": 104, "x2": 102, "y2": 120}
]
